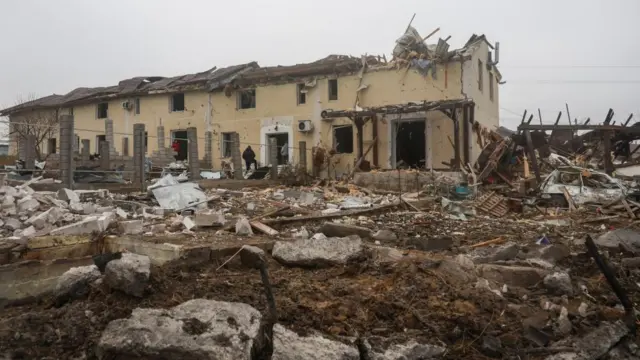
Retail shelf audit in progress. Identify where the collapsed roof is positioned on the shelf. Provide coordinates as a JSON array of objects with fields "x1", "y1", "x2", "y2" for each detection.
[{"x1": 1, "y1": 31, "x2": 497, "y2": 116}]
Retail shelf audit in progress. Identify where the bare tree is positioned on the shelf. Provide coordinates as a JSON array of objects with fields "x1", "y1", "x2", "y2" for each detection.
[{"x1": 4, "y1": 94, "x2": 60, "y2": 161}]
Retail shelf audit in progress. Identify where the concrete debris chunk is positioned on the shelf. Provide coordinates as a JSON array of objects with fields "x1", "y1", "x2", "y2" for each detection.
[
  {"x1": 50, "y1": 212, "x2": 115, "y2": 236},
  {"x1": 20, "y1": 226, "x2": 36, "y2": 240},
  {"x1": 372, "y1": 229, "x2": 398, "y2": 242},
  {"x1": 115, "y1": 207, "x2": 128, "y2": 219},
  {"x1": 319, "y1": 222, "x2": 373, "y2": 238},
  {"x1": 595, "y1": 228, "x2": 640, "y2": 253},
  {"x1": 470, "y1": 242, "x2": 519, "y2": 264},
  {"x1": 408, "y1": 236, "x2": 454, "y2": 252},
  {"x1": 235, "y1": 216, "x2": 253, "y2": 236},
  {"x1": 54, "y1": 265, "x2": 102, "y2": 306},
  {"x1": 97, "y1": 299, "x2": 264, "y2": 360},
  {"x1": 476, "y1": 264, "x2": 547, "y2": 288},
  {"x1": 194, "y1": 210, "x2": 225, "y2": 227},
  {"x1": 57, "y1": 188, "x2": 80, "y2": 203},
  {"x1": 273, "y1": 324, "x2": 360, "y2": 360},
  {"x1": 182, "y1": 216, "x2": 196, "y2": 231},
  {"x1": 0, "y1": 186, "x2": 19, "y2": 197},
  {"x1": 16, "y1": 196, "x2": 40, "y2": 213},
  {"x1": 104, "y1": 253, "x2": 151, "y2": 297},
  {"x1": 311, "y1": 233, "x2": 328, "y2": 240},
  {"x1": 1, "y1": 195, "x2": 15, "y2": 209},
  {"x1": 3, "y1": 218, "x2": 22, "y2": 231},
  {"x1": 372, "y1": 340, "x2": 446, "y2": 360},
  {"x1": 543, "y1": 272, "x2": 574, "y2": 296},
  {"x1": 292, "y1": 227, "x2": 310, "y2": 239},
  {"x1": 150, "y1": 223, "x2": 167, "y2": 234},
  {"x1": 119, "y1": 220, "x2": 144, "y2": 235},
  {"x1": 272, "y1": 236, "x2": 363, "y2": 268}
]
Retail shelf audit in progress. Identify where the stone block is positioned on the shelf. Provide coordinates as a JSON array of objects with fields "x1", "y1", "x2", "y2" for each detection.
[
  {"x1": 104, "y1": 253, "x2": 151, "y2": 297},
  {"x1": 195, "y1": 210, "x2": 226, "y2": 227},
  {"x1": 50, "y1": 212, "x2": 114, "y2": 236},
  {"x1": 273, "y1": 324, "x2": 359, "y2": 360},
  {"x1": 272, "y1": 236, "x2": 363, "y2": 268},
  {"x1": 54, "y1": 265, "x2": 101, "y2": 306},
  {"x1": 119, "y1": 220, "x2": 144, "y2": 235},
  {"x1": 97, "y1": 299, "x2": 265, "y2": 359}
]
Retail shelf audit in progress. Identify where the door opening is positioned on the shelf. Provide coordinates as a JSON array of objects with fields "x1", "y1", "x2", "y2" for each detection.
[
  {"x1": 266, "y1": 133, "x2": 289, "y2": 165},
  {"x1": 172, "y1": 130, "x2": 188, "y2": 161},
  {"x1": 395, "y1": 121, "x2": 425, "y2": 169},
  {"x1": 96, "y1": 135, "x2": 106, "y2": 155}
]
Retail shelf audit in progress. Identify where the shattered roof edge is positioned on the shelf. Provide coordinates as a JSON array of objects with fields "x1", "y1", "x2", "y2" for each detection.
[{"x1": 0, "y1": 40, "x2": 492, "y2": 115}]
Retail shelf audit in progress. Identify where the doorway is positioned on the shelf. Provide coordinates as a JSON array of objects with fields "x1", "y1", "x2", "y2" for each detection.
[
  {"x1": 96, "y1": 135, "x2": 106, "y2": 155},
  {"x1": 394, "y1": 120, "x2": 425, "y2": 169},
  {"x1": 172, "y1": 130, "x2": 188, "y2": 161},
  {"x1": 266, "y1": 133, "x2": 289, "y2": 165}
]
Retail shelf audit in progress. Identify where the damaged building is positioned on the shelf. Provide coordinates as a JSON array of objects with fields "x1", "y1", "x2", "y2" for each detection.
[{"x1": 0, "y1": 29, "x2": 502, "y2": 178}]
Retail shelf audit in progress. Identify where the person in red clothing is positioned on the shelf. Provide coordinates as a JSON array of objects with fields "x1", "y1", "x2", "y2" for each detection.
[{"x1": 172, "y1": 139, "x2": 180, "y2": 160}]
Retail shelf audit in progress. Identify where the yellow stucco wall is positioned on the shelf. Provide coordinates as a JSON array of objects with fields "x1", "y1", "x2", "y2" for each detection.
[
  {"x1": 14, "y1": 41, "x2": 501, "y2": 177},
  {"x1": 210, "y1": 62, "x2": 465, "y2": 176}
]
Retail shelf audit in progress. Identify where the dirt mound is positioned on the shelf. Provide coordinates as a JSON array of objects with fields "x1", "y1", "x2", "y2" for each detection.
[{"x1": 1, "y1": 250, "x2": 638, "y2": 359}]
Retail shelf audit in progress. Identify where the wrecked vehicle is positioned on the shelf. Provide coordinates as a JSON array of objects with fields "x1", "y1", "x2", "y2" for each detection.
[{"x1": 538, "y1": 166, "x2": 630, "y2": 206}]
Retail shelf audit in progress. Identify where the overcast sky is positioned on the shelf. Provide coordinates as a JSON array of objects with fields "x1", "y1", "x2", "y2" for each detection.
[{"x1": 1, "y1": 0, "x2": 639, "y2": 130}]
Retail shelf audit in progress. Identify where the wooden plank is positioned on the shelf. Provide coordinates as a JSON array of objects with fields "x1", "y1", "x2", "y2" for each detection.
[
  {"x1": 578, "y1": 215, "x2": 619, "y2": 224},
  {"x1": 263, "y1": 202, "x2": 400, "y2": 225},
  {"x1": 562, "y1": 186, "x2": 576, "y2": 211},
  {"x1": 250, "y1": 221, "x2": 279, "y2": 236},
  {"x1": 621, "y1": 199, "x2": 637, "y2": 219}
]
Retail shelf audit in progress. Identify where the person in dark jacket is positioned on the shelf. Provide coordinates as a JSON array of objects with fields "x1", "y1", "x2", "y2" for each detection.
[{"x1": 242, "y1": 146, "x2": 257, "y2": 171}]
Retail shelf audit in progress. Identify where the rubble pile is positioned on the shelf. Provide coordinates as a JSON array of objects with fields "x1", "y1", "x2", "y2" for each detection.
[{"x1": 2, "y1": 150, "x2": 640, "y2": 359}]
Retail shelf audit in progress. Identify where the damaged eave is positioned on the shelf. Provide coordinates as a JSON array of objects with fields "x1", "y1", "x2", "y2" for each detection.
[{"x1": 321, "y1": 99, "x2": 474, "y2": 119}]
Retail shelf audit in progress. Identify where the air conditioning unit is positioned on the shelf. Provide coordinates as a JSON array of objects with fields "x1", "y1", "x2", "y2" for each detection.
[
  {"x1": 122, "y1": 101, "x2": 132, "y2": 110},
  {"x1": 297, "y1": 120, "x2": 314, "y2": 132}
]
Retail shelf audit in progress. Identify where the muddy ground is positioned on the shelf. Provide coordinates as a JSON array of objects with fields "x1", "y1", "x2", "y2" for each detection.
[{"x1": 1, "y1": 242, "x2": 639, "y2": 360}]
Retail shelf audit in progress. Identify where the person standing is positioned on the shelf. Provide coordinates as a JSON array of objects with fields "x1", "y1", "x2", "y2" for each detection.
[
  {"x1": 172, "y1": 139, "x2": 180, "y2": 161},
  {"x1": 242, "y1": 145, "x2": 256, "y2": 171}
]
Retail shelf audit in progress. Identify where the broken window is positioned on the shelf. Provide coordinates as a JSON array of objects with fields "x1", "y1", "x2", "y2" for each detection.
[
  {"x1": 135, "y1": 97, "x2": 141, "y2": 115},
  {"x1": 221, "y1": 132, "x2": 233, "y2": 157},
  {"x1": 478, "y1": 59, "x2": 484, "y2": 92},
  {"x1": 171, "y1": 93, "x2": 185, "y2": 112},
  {"x1": 96, "y1": 102, "x2": 108, "y2": 119},
  {"x1": 328, "y1": 79, "x2": 338, "y2": 101},
  {"x1": 238, "y1": 89, "x2": 256, "y2": 109},
  {"x1": 297, "y1": 84, "x2": 306, "y2": 105},
  {"x1": 69, "y1": 107, "x2": 74, "y2": 116},
  {"x1": 48, "y1": 138, "x2": 56, "y2": 154},
  {"x1": 489, "y1": 72, "x2": 494, "y2": 101},
  {"x1": 333, "y1": 125, "x2": 353, "y2": 154}
]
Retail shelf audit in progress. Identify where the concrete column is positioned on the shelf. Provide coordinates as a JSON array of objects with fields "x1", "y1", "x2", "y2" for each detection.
[
  {"x1": 73, "y1": 134, "x2": 79, "y2": 154},
  {"x1": 24, "y1": 134, "x2": 36, "y2": 171},
  {"x1": 204, "y1": 131, "x2": 213, "y2": 169},
  {"x1": 105, "y1": 118, "x2": 116, "y2": 156},
  {"x1": 298, "y1": 141, "x2": 307, "y2": 171},
  {"x1": 133, "y1": 124, "x2": 146, "y2": 190},
  {"x1": 81, "y1": 139, "x2": 90, "y2": 164},
  {"x1": 59, "y1": 115, "x2": 74, "y2": 189},
  {"x1": 157, "y1": 125, "x2": 165, "y2": 152},
  {"x1": 186, "y1": 127, "x2": 200, "y2": 180},
  {"x1": 18, "y1": 136, "x2": 27, "y2": 161},
  {"x1": 122, "y1": 137, "x2": 129, "y2": 156},
  {"x1": 100, "y1": 141, "x2": 110, "y2": 170},
  {"x1": 269, "y1": 137, "x2": 278, "y2": 179},
  {"x1": 231, "y1": 132, "x2": 243, "y2": 180}
]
